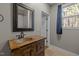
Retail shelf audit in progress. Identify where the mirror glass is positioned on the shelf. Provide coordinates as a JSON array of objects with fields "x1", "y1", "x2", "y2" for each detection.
[{"x1": 17, "y1": 5, "x2": 32, "y2": 28}]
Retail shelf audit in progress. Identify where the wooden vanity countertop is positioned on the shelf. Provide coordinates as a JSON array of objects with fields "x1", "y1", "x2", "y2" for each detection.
[{"x1": 8, "y1": 35, "x2": 46, "y2": 50}]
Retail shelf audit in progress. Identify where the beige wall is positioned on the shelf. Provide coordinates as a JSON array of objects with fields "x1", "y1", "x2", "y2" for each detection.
[
  {"x1": 50, "y1": 4, "x2": 79, "y2": 54},
  {"x1": 0, "y1": 3, "x2": 50, "y2": 55}
]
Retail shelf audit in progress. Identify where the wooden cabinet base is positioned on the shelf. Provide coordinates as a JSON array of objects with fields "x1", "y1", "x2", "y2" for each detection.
[{"x1": 9, "y1": 35, "x2": 46, "y2": 56}]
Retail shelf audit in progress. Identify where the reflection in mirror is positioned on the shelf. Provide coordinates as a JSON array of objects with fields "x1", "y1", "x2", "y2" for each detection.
[{"x1": 17, "y1": 5, "x2": 32, "y2": 28}]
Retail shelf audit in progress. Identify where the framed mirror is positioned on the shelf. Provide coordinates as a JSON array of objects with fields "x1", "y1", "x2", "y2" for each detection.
[{"x1": 13, "y1": 3, "x2": 34, "y2": 32}]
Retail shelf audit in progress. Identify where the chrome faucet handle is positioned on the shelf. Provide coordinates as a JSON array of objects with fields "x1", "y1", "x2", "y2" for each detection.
[
  {"x1": 16, "y1": 35, "x2": 21, "y2": 39},
  {"x1": 16, "y1": 32, "x2": 26, "y2": 39},
  {"x1": 20, "y1": 31, "x2": 24, "y2": 38}
]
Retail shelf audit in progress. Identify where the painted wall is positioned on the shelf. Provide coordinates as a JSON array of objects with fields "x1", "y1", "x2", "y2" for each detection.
[
  {"x1": 50, "y1": 4, "x2": 79, "y2": 54},
  {"x1": 0, "y1": 3, "x2": 50, "y2": 55}
]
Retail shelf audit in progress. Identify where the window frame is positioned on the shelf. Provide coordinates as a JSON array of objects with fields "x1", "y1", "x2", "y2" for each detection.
[{"x1": 62, "y1": 3, "x2": 79, "y2": 29}]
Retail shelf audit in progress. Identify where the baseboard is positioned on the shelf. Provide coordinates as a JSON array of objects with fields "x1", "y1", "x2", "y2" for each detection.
[{"x1": 49, "y1": 44, "x2": 78, "y2": 56}]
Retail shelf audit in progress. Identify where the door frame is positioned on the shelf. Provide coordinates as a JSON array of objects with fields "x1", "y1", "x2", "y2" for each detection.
[{"x1": 41, "y1": 11, "x2": 50, "y2": 47}]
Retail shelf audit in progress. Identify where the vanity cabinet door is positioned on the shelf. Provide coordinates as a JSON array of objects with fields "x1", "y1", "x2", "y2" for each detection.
[
  {"x1": 20, "y1": 45, "x2": 32, "y2": 56},
  {"x1": 36, "y1": 40, "x2": 45, "y2": 56},
  {"x1": 30, "y1": 43, "x2": 36, "y2": 56},
  {"x1": 23, "y1": 48, "x2": 31, "y2": 56},
  {"x1": 12, "y1": 48, "x2": 23, "y2": 56},
  {"x1": 20, "y1": 44, "x2": 36, "y2": 56},
  {"x1": 36, "y1": 51, "x2": 44, "y2": 56}
]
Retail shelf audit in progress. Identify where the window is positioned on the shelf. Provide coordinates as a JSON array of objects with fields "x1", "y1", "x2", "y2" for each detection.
[{"x1": 62, "y1": 4, "x2": 79, "y2": 29}]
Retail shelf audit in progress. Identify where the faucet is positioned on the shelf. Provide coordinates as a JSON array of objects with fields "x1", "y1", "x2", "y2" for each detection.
[{"x1": 16, "y1": 31, "x2": 25, "y2": 39}]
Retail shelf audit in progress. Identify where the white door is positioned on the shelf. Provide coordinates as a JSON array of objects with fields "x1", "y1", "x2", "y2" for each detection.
[{"x1": 41, "y1": 12, "x2": 49, "y2": 47}]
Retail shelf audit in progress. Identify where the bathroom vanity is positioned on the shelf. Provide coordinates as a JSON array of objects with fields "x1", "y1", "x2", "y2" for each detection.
[{"x1": 8, "y1": 35, "x2": 46, "y2": 56}]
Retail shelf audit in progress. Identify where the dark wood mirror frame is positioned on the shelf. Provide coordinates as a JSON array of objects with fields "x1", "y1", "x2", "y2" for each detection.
[{"x1": 13, "y1": 3, "x2": 34, "y2": 32}]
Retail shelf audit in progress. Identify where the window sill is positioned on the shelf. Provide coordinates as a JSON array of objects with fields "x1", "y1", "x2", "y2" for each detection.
[{"x1": 63, "y1": 28, "x2": 79, "y2": 30}]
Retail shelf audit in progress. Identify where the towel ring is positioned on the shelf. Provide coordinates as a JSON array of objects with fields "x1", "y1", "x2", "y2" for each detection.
[{"x1": 0, "y1": 14, "x2": 4, "y2": 22}]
